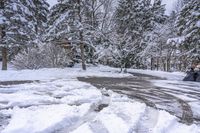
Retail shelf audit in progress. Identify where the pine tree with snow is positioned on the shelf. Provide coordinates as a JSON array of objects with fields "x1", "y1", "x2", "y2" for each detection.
[
  {"x1": 32, "y1": 0, "x2": 49, "y2": 36},
  {"x1": 140, "y1": 0, "x2": 167, "y2": 70},
  {"x1": 0, "y1": 0, "x2": 33, "y2": 70},
  {"x1": 0, "y1": 0, "x2": 49, "y2": 70},
  {"x1": 46, "y1": 1, "x2": 71, "y2": 42},
  {"x1": 151, "y1": 0, "x2": 166, "y2": 25},
  {"x1": 81, "y1": 0, "x2": 105, "y2": 64},
  {"x1": 114, "y1": 0, "x2": 153, "y2": 69},
  {"x1": 174, "y1": 0, "x2": 190, "y2": 13},
  {"x1": 46, "y1": 0, "x2": 106, "y2": 70},
  {"x1": 176, "y1": 0, "x2": 200, "y2": 65},
  {"x1": 46, "y1": 0, "x2": 86, "y2": 70}
]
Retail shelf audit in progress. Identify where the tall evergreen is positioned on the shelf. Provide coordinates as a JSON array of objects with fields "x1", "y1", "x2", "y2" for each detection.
[
  {"x1": 176, "y1": 0, "x2": 200, "y2": 63},
  {"x1": 0, "y1": 0, "x2": 5, "y2": 69},
  {"x1": 114, "y1": 0, "x2": 153, "y2": 68},
  {"x1": 152, "y1": 0, "x2": 166, "y2": 25},
  {"x1": 141, "y1": 0, "x2": 167, "y2": 70},
  {"x1": 47, "y1": 0, "x2": 105, "y2": 70},
  {"x1": 174, "y1": 0, "x2": 190, "y2": 12},
  {"x1": 32, "y1": 0, "x2": 49, "y2": 36},
  {"x1": 46, "y1": 0, "x2": 86, "y2": 70},
  {"x1": 0, "y1": 0, "x2": 32, "y2": 70},
  {"x1": 0, "y1": 0, "x2": 49, "y2": 70}
]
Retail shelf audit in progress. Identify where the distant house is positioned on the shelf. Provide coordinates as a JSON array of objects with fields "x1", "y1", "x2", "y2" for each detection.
[
  {"x1": 52, "y1": 38, "x2": 73, "y2": 49},
  {"x1": 50, "y1": 38, "x2": 76, "y2": 67}
]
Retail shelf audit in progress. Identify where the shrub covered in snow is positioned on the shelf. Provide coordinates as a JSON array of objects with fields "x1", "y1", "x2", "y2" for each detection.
[{"x1": 12, "y1": 44, "x2": 72, "y2": 69}]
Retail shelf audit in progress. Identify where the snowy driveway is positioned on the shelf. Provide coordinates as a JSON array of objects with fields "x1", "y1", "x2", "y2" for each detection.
[
  {"x1": 0, "y1": 66, "x2": 199, "y2": 133},
  {"x1": 78, "y1": 72, "x2": 200, "y2": 125}
]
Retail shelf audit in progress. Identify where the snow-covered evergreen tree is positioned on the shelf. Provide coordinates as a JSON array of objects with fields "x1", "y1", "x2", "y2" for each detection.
[
  {"x1": 46, "y1": 1, "x2": 71, "y2": 42},
  {"x1": 140, "y1": 0, "x2": 167, "y2": 70},
  {"x1": 174, "y1": 0, "x2": 186, "y2": 13},
  {"x1": 46, "y1": 0, "x2": 85, "y2": 70},
  {"x1": 32, "y1": 0, "x2": 49, "y2": 36},
  {"x1": 114, "y1": 0, "x2": 153, "y2": 69},
  {"x1": 0, "y1": 0, "x2": 49, "y2": 70},
  {"x1": 176, "y1": 0, "x2": 200, "y2": 65},
  {"x1": 151, "y1": 0, "x2": 166, "y2": 25},
  {"x1": 0, "y1": 0, "x2": 33, "y2": 70},
  {"x1": 91, "y1": 0, "x2": 118, "y2": 65},
  {"x1": 46, "y1": 0, "x2": 107, "y2": 70}
]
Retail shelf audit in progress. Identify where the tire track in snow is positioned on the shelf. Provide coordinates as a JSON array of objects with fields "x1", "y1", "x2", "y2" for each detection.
[
  {"x1": 78, "y1": 74, "x2": 194, "y2": 125},
  {"x1": 57, "y1": 105, "x2": 97, "y2": 133},
  {"x1": 89, "y1": 120, "x2": 109, "y2": 133},
  {"x1": 134, "y1": 107, "x2": 159, "y2": 133},
  {"x1": 152, "y1": 88, "x2": 193, "y2": 124},
  {"x1": 58, "y1": 92, "x2": 111, "y2": 133},
  {"x1": 58, "y1": 105, "x2": 110, "y2": 133}
]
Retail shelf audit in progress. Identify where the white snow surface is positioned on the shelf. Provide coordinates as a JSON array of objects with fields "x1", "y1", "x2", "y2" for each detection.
[
  {"x1": 128, "y1": 68, "x2": 185, "y2": 80},
  {"x1": 0, "y1": 65, "x2": 131, "y2": 81},
  {"x1": 0, "y1": 65, "x2": 199, "y2": 133},
  {"x1": 128, "y1": 68, "x2": 200, "y2": 130}
]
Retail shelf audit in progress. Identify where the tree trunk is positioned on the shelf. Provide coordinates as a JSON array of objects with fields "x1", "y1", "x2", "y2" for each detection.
[
  {"x1": 156, "y1": 57, "x2": 159, "y2": 71},
  {"x1": 80, "y1": 40, "x2": 86, "y2": 70},
  {"x1": 0, "y1": 25, "x2": 7, "y2": 70},
  {"x1": 150, "y1": 57, "x2": 154, "y2": 70},
  {"x1": 167, "y1": 58, "x2": 170, "y2": 72},
  {"x1": 77, "y1": 0, "x2": 86, "y2": 70},
  {"x1": 2, "y1": 47, "x2": 7, "y2": 70},
  {"x1": 162, "y1": 58, "x2": 166, "y2": 71}
]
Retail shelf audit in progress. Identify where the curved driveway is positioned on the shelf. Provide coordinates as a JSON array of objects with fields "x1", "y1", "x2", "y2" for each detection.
[{"x1": 78, "y1": 72, "x2": 199, "y2": 125}]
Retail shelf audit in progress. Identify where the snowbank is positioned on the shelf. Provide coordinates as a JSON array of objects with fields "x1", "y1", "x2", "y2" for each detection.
[{"x1": 0, "y1": 65, "x2": 131, "y2": 81}]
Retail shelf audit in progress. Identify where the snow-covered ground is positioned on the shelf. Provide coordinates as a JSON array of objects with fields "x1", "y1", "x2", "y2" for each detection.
[
  {"x1": 0, "y1": 65, "x2": 199, "y2": 133},
  {"x1": 128, "y1": 68, "x2": 186, "y2": 80},
  {"x1": 128, "y1": 68, "x2": 200, "y2": 122}
]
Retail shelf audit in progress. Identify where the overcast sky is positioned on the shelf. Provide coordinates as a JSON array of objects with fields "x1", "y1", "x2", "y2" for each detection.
[
  {"x1": 46, "y1": 0, "x2": 177, "y2": 15},
  {"x1": 47, "y1": 0, "x2": 57, "y2": 7},
  {"x1": 162, "y1": 0, "x2": 177, "y2": 14}
]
